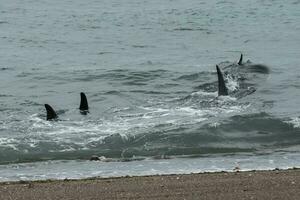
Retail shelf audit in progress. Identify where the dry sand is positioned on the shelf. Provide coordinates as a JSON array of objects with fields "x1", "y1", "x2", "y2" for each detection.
[{"x1": 0, "y1": 169, "x2": 299, "y2": 200}]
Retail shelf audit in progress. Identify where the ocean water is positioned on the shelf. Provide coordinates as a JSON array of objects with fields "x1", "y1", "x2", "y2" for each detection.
[{"x1": 0, "y1": 0, "x2": 300, "y2": 181}]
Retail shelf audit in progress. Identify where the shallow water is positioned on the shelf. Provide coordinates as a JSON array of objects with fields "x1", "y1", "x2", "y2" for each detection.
[{"x1": 0, "y1": 0, "x2": 300, "y2": 181}]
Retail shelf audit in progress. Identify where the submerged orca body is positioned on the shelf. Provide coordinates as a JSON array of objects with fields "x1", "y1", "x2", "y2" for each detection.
[
  {"x1": 45, "y1": 92, "x2": 89, "y2": 120},
  {"x1": 223, "y1": 54, "x2": 269, "y2": 75}
]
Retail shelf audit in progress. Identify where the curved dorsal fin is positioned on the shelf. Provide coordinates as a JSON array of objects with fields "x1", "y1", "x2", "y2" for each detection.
[
  {"x1": 45, "y1": 104, "x2": 58, "y2": 120},
  {"x1": 216, "y1": 65, "x2": 228, "y2": 96},
  {"x1": 79, "y1": 92, "x2": 89, "y2": 113},
  {"x1": 238, "y1": 54, "x2": 243, "y2": 65}
]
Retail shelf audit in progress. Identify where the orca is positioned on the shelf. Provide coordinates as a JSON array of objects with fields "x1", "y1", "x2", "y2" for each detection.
[
  {"x1": 44, "y1": 92, "x2": 89, "y2": 120},
  {"x1": 233, "y1": 54, "x2": 269, "y2": 74},
  {"x1": 238, "y1": 54, "x2": 243, "y2": 65},
  {"x1": 216, "y1": 54, "x2": 269, "y2": 98},
  {"x1": 216, "y1": 65, "x2": 228, "y2": 96},
  {"x1": 79, "y1": 92, "x2": 89, "y2": 115},
  {"x1": 45, "y1": 104, "x2": 58, "y2": 120}
]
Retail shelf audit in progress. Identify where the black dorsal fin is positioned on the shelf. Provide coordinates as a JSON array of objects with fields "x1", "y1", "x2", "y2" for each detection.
[
  {"x1": 238, "y1": 54, "x2": 243, "y2": 65},
  {"x1": 45, "y1": 104, "x2": 58, "y2": 120},
  {"x1": 79, "y1": 92, "x2": 89, "y2": 113},
  {"x1": 216, "y1": 65, "x2": 228, "y2": 96}
]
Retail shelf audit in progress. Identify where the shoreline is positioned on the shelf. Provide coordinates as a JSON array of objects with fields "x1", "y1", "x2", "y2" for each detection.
[
  {"x1": 1, "y1": 167, "x2": 299, "y2": 185},
  {"x1": 1, "y1": 168, "x2": 300, "y2": 199}
]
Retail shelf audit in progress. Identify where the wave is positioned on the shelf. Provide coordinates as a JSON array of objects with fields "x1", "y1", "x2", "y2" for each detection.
[{"x1": 0, "y1": 111, "x2": 299, "y2": 165}]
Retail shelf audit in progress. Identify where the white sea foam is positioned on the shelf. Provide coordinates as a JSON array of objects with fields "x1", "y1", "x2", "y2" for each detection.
[
  {"x1": 0, "y1": 138, "x2": 19, "y2": 150},
  {"x1": 191, "y1": 91, "x2": 218, "y2": 97},
  {"x1": 285, "y1": 117, "x2": 300, "y2": 128},
  {"x1": 225, "y1": 75, "x2": 239, "y2": 92}
]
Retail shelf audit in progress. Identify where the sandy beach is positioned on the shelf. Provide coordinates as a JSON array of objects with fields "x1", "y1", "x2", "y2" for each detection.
[{"x1": 0, "y1": 169, "x2": 299, "y2": 200}]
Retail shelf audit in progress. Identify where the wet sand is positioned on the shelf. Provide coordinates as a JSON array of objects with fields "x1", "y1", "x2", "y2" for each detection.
[{"x1": 0, "y1": 169, "x2": 299, "y2": 200}]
